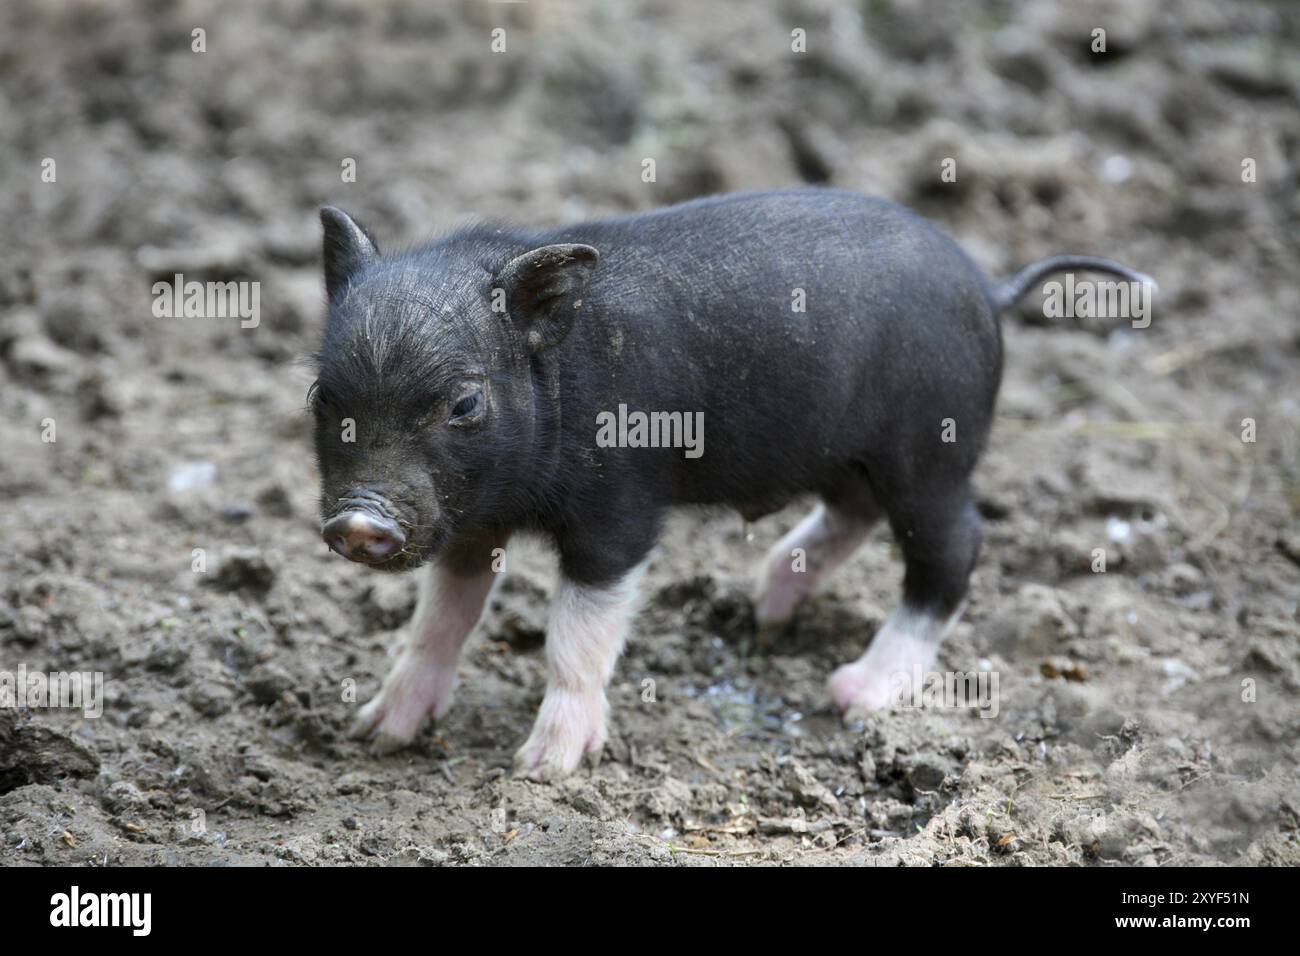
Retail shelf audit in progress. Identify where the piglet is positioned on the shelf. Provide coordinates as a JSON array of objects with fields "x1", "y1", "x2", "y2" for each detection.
[{"x1": 311, "y1": 189, "x2": 1151, "y2": 780}]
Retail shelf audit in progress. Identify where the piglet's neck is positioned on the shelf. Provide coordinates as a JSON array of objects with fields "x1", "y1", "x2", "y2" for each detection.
[{"x1": 517, "y1": 351, "x2": 565, "y2": 513}]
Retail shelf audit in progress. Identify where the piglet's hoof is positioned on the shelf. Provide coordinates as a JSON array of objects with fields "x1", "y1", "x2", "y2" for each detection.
[{"x1": 513, "y1": 690, "x2": 608, "y2": 782}]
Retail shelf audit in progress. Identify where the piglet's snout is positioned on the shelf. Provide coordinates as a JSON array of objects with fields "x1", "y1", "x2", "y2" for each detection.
[{"x1": 322, "y1": 511, "x2": 405, "y2": 565}]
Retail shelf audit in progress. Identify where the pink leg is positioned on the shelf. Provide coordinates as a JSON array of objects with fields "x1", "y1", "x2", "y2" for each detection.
[
  {"x1": 754, "y1": 503, "x2": 878, "y2": 633},
  {"x1": 828, "y1": 603, "x2": 964, "y2": 714},
  {"x1": 514, "y1": 563, "x2": 645, "y2": 782},
  {"x1": 351, "y1": 535, "x2": 504, "y2": 754}
]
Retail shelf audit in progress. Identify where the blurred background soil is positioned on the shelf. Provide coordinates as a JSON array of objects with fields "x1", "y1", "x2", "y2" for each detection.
[{"x1": 0, "y1": 0, "x2": 1297, "y2": 865}]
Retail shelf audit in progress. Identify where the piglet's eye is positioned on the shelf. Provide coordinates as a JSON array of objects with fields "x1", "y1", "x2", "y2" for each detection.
[{"x1": 449, "y1": 390, "x2": 483, "y2": 424}]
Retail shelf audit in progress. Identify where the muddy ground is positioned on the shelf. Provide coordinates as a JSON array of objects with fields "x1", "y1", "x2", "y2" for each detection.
[{"x1": 1, "y1": 0, "x2": 1297, "y2": 867}]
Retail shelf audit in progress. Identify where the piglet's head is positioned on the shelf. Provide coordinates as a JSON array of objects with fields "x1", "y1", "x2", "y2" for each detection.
[{"x1": 311, "y1": 206, "x2": 598, "y2": 571}]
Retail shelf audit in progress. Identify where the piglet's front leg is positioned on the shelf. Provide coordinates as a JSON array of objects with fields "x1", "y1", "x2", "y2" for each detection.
[
  {"x1": 514, "y1": 564, "x2": 645, "y2": 782},
  {"x1": 351, "y1": 536, "x2": 504, "y2": 754}
]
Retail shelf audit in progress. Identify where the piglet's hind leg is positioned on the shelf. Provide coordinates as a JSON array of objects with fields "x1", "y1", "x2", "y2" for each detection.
[
  {"x1": 754, "y1": 501, "x2": 879, "y2": 637},
  {"x1": 829, "y1": 489, "x2": 981, "y2": 715}
]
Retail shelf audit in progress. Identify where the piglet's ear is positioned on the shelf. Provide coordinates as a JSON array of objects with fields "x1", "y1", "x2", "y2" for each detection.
[
  {"x1": 320, "y1": 206, "x2": 379, "y2": 303},
  {"x1": 497, "y1": 244, "x2": 599, "y2": 352}
]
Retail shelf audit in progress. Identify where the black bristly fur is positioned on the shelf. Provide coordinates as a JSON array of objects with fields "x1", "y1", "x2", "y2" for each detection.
[{"x1": 312, "y1": 188, "x2": 1148, "y2": 608}]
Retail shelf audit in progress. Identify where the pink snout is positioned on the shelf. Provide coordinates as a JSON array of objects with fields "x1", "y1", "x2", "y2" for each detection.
[{"x1": 322, "y1": 511, "x2": 405, "y2": 565}]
